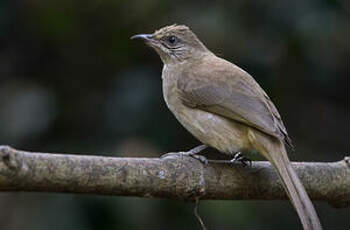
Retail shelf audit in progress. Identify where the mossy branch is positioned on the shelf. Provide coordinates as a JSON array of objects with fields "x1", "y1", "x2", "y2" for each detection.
[{"x1": 0, "y1": 146, "x2": 349, "y2": 208}]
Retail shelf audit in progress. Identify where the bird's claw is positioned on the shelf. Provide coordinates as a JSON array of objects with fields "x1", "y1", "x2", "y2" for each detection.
[
  {"x1": 161, "y1": 151, "x2": 208, "y2": 165},
  {"x1": 161, "y1": 145, "x2": 208, "y2": 164},
  {"x1": 231, "y1": 152, "x2": 252, "y2": 167},
  {"x1": 188, "y1": 153, "x2": 209, "y2": 165}
]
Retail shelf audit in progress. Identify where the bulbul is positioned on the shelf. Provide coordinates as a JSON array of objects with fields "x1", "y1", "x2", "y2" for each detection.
[{"x1": 132, "y1": 24, "x2": 322, "y2": 230}]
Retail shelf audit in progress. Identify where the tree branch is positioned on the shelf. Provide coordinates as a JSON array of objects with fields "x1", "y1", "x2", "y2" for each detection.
[{"x1": 0, "y1": 145, "x2": 349, "y2": 208}]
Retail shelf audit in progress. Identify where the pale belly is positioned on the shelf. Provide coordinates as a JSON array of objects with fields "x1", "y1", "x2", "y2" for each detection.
[{"x1": 168, "y1": 102, "x2": 251, "y2": 155}]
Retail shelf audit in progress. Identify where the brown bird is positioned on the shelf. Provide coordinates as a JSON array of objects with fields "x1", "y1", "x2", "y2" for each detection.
[{"x1": 131, "y1": 24, "x2": 322, "y2": 230}]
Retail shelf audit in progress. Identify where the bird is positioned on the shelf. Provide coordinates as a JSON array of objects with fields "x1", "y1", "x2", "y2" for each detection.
[{"x1": 131, "y1": 24, "x2": 322, "y2": 230}]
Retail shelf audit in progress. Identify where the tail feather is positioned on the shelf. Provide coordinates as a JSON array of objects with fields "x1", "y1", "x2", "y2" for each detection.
[{"x1": 256, "y1": 136, "x2": 322, "y2": 230}]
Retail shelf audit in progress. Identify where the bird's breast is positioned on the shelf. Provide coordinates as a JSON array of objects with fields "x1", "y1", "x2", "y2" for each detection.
[{"x1": 162, "y1": 68, "x2": 250, "y2": 154}]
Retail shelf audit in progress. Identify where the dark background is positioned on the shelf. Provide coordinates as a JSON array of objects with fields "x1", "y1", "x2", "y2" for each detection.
[{"x1": 1, "y1": 0, "x2": 349, "y2": 229}]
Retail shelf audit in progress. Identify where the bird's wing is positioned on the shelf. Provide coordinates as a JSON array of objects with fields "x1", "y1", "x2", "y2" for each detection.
[{"x1": 177, "y1": 58, "x2": 292, "y2": 146}]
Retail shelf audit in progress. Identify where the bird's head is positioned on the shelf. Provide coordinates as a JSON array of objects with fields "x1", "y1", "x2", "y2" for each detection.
[{"x1": 131, "y1": 24, "x2": 208, "y2": 65}]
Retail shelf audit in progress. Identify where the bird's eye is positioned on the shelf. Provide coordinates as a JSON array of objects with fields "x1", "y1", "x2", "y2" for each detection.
[{"x1": 168, "y1": 36, "x2": 177, "y2": 44}]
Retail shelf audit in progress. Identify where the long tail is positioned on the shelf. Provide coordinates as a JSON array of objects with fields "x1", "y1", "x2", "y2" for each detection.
[{"x1": 255, "y1": 135, "x2": 322, "y2": 230}]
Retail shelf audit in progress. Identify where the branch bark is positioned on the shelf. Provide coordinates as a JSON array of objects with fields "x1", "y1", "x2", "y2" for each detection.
[{"x1": 0, "y1": 145, "x2": 349, "y2": 208}]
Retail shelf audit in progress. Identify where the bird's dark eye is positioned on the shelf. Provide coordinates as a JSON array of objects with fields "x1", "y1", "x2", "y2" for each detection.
[{"x1": 168, "y1": 36, "x2": 177, "y2": 44}]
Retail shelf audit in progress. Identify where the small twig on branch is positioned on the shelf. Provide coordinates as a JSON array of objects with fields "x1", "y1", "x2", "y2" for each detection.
[
  {"x1": 0, "y1": 145, "x2": 349, "y2": 208},
  {"x1": 194, "y1": 197, "x2": 207, "y2": 230}
]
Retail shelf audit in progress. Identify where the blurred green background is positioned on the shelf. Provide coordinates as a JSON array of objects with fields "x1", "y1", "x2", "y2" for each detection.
[{"x1": 1, "y1": 0, "x2": 350, "y2": 229}]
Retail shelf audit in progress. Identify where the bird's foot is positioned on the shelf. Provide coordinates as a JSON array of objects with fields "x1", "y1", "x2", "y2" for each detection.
[
  {"x1": 187, "y1": 145, "x2": 208, "y2": 155},
  {"x1": 231, "y1": 152, "x2": 252, "y2": 167},
  {"x1": 161, "y1": 145, "x2": 208, "y2": 164}
]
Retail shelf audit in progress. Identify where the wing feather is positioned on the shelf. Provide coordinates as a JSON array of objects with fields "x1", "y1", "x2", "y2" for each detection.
[{"x1": 177, "y1": 58, "x2": 292, "y2": 147}]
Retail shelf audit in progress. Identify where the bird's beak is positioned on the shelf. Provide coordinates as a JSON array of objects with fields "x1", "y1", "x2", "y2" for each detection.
[{"x1": 130, "y1": 34, "x2": 153, "y2": 41}]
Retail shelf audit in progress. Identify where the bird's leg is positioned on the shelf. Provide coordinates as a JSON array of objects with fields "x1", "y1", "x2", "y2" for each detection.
[
  {"x1": 184, "y1": 145, "x2": 209, "y2": 164},
  {"x1": 205, "y1": 152, "x2": 252, "y2": 167},
  {"x1": 187, "y1": 144, "x2": 208, "y2": 154},
  {"x1": 161, "y1": 145, "x2": 209, "y2": 164},
  {"x1": 231, "y1": 152, "x2": 252, "y2": 167}
]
